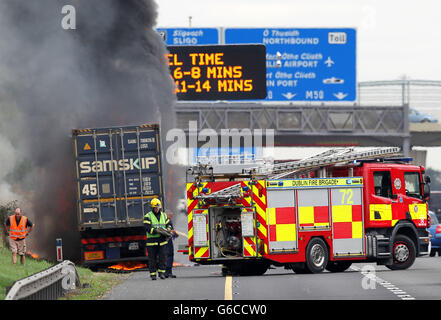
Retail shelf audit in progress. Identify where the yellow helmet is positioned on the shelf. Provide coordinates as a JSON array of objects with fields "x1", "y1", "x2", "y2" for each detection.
[{"x1": 151, "y1": 198, "x2": 162, "y2": 209}]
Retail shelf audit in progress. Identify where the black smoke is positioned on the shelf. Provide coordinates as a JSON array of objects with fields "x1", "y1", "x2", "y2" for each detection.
[{"x1": 0, "y1": 0, "x2": 176, "y2": 261}]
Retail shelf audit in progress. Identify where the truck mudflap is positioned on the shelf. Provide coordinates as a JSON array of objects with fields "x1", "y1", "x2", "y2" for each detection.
[
  {"x1": 366, "y1": 234, "x2": 391, "y2": 259},
  {"x1": 418, "y1": 236, "x2": 430, "y2": 256}
]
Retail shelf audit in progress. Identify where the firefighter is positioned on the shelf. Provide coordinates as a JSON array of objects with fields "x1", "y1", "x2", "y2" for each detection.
[
  {"x1": 4, "y1": 208, "x2": 34, "y2": 265},
  {"x1": 144, "y1": 198, "x2": 172, "y2": 280}
]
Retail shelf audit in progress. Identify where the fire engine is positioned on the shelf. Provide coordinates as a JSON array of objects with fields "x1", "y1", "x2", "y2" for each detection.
[{"x1": 185, "y1": 147, "x2": 431, "y2": 275}]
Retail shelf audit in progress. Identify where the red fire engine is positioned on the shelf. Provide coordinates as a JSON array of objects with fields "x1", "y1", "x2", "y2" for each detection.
[{"x1": 185, "y1": 147, "x2": 431, "y2": 275}]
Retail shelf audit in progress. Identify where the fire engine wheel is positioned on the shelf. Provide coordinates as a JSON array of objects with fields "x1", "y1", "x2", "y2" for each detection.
[
  {"x1": 386, "y1": 234, "x2": 416, "y2": 270},
  {"x1": 291, "y1": 264, "x2": 309, "y2": 274},
  {"x1": 325, "y1": 261, "x2": 352, "y2": 273},
  {"x1": 222, "y1": 261, "x2": 269, "y2": 276},
  {"x1": 305, "y1": 238, "x2": 329, "y2": 273}
]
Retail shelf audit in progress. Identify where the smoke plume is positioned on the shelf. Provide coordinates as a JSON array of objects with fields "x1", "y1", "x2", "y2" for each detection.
[{"x1": 0, "y1": 0, "x2": 177, "y2": 261}]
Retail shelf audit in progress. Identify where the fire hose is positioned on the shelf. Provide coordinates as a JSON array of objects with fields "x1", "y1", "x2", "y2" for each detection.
[
  {"x1": 174, "y1": 230, "x2": 188, "y2": 238},
  {"x1": 155, "y1": 227, "x2": 173, "y2": 238},
  {"x1": 155, "y1": 228, "x2": 189, "y2": 239}
]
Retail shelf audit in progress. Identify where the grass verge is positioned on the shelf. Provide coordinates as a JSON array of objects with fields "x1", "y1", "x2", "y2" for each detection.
[
  {"x1": 62, "y1": 267, "x2": 130, "y2": 300},
  {"x1": 0, "y1": 239, "x2": 130, "y2": 300}
]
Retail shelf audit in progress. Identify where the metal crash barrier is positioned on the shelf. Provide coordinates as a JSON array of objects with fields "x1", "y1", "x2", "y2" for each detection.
[{"x1": 5, "y1": 260, "x2": 81, "y2": 300}]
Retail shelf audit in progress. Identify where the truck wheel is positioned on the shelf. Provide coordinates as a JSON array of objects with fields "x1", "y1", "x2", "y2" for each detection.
[
  {"x1": 239, "y1": 261, "x2": 269, "y2": 276},
  {"x1": 291, "y1": 263, "x2": 309, "y2": 274},
  {"x1": 88, "y1": 265, "x2": 99, "y2": 272},
  {"x1": 430, "y1": 249, "x2": 436, "y2": 257},
  {"x1": 248, "y1": 261, "x2": 269, "y2": 276},
  {"x1": 325, "y1": 261, "x2": 352, "y2": 272},
  {"x1": 223, "y1": 261, "x2": 269, "y2": 276},
  {"x1": 221, "y1": 265, "x2": 231, "y2": 276},
  {"x1": 305, "y1": 238, "x2": 328, "y2": 273},
  {"x1": 386, "y1": 234, "x2": 416, "y2": 270}
]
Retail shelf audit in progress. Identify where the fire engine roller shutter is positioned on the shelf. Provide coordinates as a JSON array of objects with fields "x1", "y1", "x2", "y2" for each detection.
[
  {"x1": 297, "y1": 189, "x2": 330, "y2": 230},
  {"x1": 187, "y1": 182, "x2": 210, "y2": 260},
  {"x1": 192, "y1": 209, "x2": 210, "y2": 259},
  {"x1": 266, "y1": 189, "x2": 297, "y2": 253},
  {"x1": 240, "y1": 180, "x2": 268, "y2": 256},
  {"x1": 331, "y1": 187, "x2": 364, "y2": 257},
  {"x1": 241, "y1": 208, "x2": 257, "y2": 257}
]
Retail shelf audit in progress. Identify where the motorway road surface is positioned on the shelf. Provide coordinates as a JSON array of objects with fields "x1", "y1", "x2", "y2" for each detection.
[{"x1": 104, "y1": 256, "x2": 441, "y2": 300}]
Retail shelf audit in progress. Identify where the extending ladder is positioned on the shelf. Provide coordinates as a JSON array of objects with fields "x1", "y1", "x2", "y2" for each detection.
[
  {"x1": 248, "y1": 147, "x2": 402, "y2": 178},
  {"x1": 188, "y1": 147, "x2": 402, "y2": 180}
]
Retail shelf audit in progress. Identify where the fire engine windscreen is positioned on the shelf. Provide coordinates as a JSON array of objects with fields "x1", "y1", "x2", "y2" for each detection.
[{"x1": 212, "y1": 208, "x2": 243, "y2": 258}]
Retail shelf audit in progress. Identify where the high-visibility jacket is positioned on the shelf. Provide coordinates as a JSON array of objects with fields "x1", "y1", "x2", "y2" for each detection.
[
  {"x1": 9, "y1": 215, "x2": 29, "y2": 240},
  {"x1": 143, "y1": 211, "x2": 171, "y2": 246}
]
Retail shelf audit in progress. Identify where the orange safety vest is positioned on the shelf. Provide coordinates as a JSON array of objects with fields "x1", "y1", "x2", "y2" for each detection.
[{"x1": 9, "y1": 215, "x2": 28, "y2": 240}]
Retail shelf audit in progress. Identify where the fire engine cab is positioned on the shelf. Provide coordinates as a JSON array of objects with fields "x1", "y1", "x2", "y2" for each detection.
[{"x1": 185, "y1": 147, "x2": 431, "y2": 275}]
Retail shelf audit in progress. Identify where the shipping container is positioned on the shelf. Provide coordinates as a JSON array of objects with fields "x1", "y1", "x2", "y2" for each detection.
[{"x1": 72, "y1": 124, "x2": 164, "y2": 266}]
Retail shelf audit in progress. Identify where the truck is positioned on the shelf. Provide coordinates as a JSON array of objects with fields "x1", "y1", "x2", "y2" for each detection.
[
  {"x1": 185, "y1": 147, "x2": 431, "y2": 275},
  {"x1": 72, "y1": 124, "x2": 164, "y2": 268},
  {"x1": 428, "y1": 190, "x2": 441, "y2": 221}
]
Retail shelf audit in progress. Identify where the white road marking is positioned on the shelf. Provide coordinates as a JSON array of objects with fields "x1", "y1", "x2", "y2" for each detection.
[
  {"x1": 224, "y1": 275, "x2": 232, "y2": 300},
  {"x1": 350, "y1": 265, "x2": 416, "y2": 300}
]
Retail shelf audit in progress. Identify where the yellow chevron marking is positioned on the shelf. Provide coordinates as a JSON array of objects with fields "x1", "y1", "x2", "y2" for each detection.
[{"x1": 195, "y1": 246, "x2": 208, "y2": 258}]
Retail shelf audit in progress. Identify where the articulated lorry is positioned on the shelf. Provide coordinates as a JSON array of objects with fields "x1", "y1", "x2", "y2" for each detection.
[
  {"x1": 72, "y1": 124, "x2": 164, "y2": 268},
  {"x1": 185, "y1": 147, "x2": 431, "y2": 275}
]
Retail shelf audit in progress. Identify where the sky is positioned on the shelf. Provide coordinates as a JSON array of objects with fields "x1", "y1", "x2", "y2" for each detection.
[
  {"x1": 155, "y1": 0, "x2": 441, "y2": 171},
  {"x1": 156, "y1": 0, "x2": 441, "y2": 82}
]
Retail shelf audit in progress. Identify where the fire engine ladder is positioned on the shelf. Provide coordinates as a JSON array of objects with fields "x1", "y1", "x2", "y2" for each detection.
[
  {"x1": 194, "y1": 183, "x2": 242, "y2": 204},
  {"x1": 245, "y1": 147, "x2": 402, "y2": 179}
]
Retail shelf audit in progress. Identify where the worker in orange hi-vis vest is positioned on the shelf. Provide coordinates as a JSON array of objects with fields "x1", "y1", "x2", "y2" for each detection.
[{"x1": 4, "y1": 208, "x2": 34, "y2": 265}]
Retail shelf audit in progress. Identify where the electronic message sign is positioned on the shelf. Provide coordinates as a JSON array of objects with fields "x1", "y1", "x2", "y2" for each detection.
[{"x1": 167, "y1": 45, "x2": 267, "y2": 100}]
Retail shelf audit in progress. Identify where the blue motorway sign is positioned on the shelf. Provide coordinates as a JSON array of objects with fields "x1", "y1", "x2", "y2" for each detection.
[
  {"x1": 157, "y1": 27, "x2": 220, "y2": 45},
  {"x1": 224, "y1": 28, "x2": 356, "y2": 102},
  {"x1": 191, "y1": 147, "x2": 256, "y2": 164}
]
